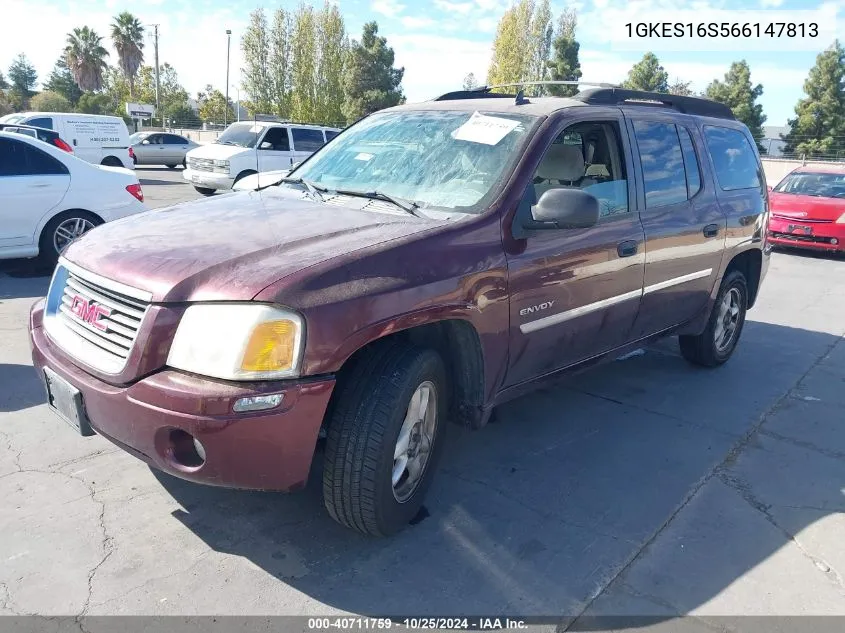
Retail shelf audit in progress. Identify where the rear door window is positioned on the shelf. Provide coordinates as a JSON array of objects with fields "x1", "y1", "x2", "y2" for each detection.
[
  {"x1": 0, "y1": 138, "x2": 68, "y2": 176},
  {"x1": 25, "y1": 117, "x2": 54, "y2": 130},
  {"x1": 704, "y1": 126, "x2": 761, "y2": 191},
  {"x1": 291, "y1": 128, "x2": 325, "y2": 152},
  {"x1": 163, "y1": 134, "x2": 187, "y2": 144},
  {"x1": 632, "y1": 120, "x2": 688, "y2": 208},
  {"x1": 324, "y1": 130, "x2": 340, "y2": 141},
  {"x1": 677, "y1": 126, "x2": 702, "y2": 198}
]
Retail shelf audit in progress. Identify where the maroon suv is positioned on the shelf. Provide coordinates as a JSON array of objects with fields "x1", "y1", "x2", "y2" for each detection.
[{"x1": 29, "y1": 86, "x2": 770, "y2": 536}]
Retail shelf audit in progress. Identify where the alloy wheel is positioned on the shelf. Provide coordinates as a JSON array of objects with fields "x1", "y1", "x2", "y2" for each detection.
[
  {"x1": 714, "y1": 287, "x2": 741, "y2": 352},
  {"x1": 392, "y1": 380, "x2": 437, "y2": 503},
  {"x1": 53, "y1": 217, "x2": 95, "y2": 255}
]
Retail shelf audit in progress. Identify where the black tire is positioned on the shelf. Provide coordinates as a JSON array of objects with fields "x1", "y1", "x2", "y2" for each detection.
[
  {"x1": 100, "y1": 156, "x2": 123, "y2": 167},
  {"x1": 193, "y1": 186, "x2": 216, "y2": 196},
  {"x1": 38, "y1": 211, "x2": 102, "y2": 267},
  {"x1": 323, "y1": 342, "x2": 447, "y2": 536},
  {"x1": 679, "y1": 270, "x2": 748, "y2": 367},
  {"x1": 182, "y1": 158, "x2": 187, "y2": 168},
  {"x1": 166, "y1": 164, "x2": 178, "y2": 169}
]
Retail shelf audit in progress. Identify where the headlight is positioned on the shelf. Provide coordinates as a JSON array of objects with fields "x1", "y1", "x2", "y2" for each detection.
[
  {"x1": 837, "y1": 212, "x2": 845, "y2": 224},
  {"x1": 167, "y1": 304, "x2": 304, "y2": 381},
  {"x1": 213, "y1": 159, "x2": 230, "y2": 174}
]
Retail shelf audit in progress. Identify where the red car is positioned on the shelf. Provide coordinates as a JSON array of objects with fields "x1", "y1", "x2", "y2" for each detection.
[{"x1": 768, "y1": 166, "x2": 845, "y2": 253}]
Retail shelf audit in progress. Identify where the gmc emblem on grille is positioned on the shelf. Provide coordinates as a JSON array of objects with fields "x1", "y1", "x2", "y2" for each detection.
[{"x1": 69, "y1": 295, "x2": 111, "y2": 332}]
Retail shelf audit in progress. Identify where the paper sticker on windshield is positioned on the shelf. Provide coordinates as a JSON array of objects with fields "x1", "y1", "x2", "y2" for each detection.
[
  {"x1": 452, "y1": 112, "x2": 520, "y2": 145},
  {"x1": 249, "y1": 125, "x2": 263, "y2": 133},
  {"x1": 355, "y1": 152, "x2": 374, "y2": 161}
]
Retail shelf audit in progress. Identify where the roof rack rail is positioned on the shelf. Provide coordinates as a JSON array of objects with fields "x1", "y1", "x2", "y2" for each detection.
[
  {"x1": 433, "y1": 80, "x2": 618, "y2": 101},
  {"x1": 574, "y1": 88, "x2": 735, "y2": 120}
]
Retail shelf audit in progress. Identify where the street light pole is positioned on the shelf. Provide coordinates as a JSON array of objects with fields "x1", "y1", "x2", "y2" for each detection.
[{"x1": 225, "y1": 29, "x2": 232, "y2": 127}]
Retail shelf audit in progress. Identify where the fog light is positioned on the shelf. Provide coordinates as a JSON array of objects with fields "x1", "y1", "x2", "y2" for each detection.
[
  {"x1": 233, "y1": 393, "x2": 284, "y2": 413},
  {"x1": 832, "y1": 238, "x2": 839, "y2": 245},
  {"x1": 192, "y1": 437, "x2": 206, "y2": 462}
]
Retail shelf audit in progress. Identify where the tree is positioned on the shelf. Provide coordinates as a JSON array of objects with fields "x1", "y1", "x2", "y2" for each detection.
[
  {"x1": 487, "y1": 0, "x2": 534, "y2": 87},
  {"x1": 30, "y1": 91, "x2": 71, "y2": 111},
  {"x1": 463, "y1": 72, "x2": 478, "y2": 90},
  {"x1": 165, "y1": 103, "x2": 201, "y2": 128},
  {"x1": 76, "y1": 91, "x2": 113, "y2": 114},
  {"x1": 343, "y1": 22, "x2": 404, "y2": 122},
  {"x1": 269, "y1": 8, "x2": 294, "y2": 118},
  {"x1": 290, "y1": 4, "x2": 318, "y2": 121},
  {"x1": 197, "y1": 85, "x2": 234, "y2": 123},
  {"x1": 8, "y1": 54, "x2": 38, "y2": 108},
  {"x1": 668, "y1": 78, "x2": 693, "y2": 96},
  {"x1": 44, "y1": 56, "x2": 83, "y2": 106},
  {"x1": 242, "y1": 8, "x2": 274, "y2": 115},
  {"x1": 783, "y1": 41, "x2": 845, "y2": 157},
  {"x1": 0, "y1": 71, "x2": 8, "y2": 90},
  {"x1": 546, "y1": 8, "x2": 581, "y2": 97},
  {"x1": 315, "y1": 2, "x2": 347, "y2": 125},
  {"x1": 65, "y1": 27, "x2": 110, "y2": 92},
  {"x1": 622, "y1": 52, "x2": 668, "y2": 92},
  {"x1": 528, "y1": 0, "x2": 553, "y2": 93},
  {"x1": 111, "y1": 12, "x2": 145, "y2": 99},
  {"x1": 705, "y1": 61, "x2": 766, "y2": 148}
]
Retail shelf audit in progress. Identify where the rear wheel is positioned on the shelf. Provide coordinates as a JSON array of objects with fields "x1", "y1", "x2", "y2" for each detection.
[
  {"x1": 166, "y1": 164, "x2": 178, "y2": 169},
  {"x1": 679, "y1": 270, "x2": 748, "y2": 367},
  {"x1": 39, "y1": 211, "x2": 102, "y2": 266},
  {"x1": 193, "y1": 186, "x2": 215, "y2": 196},
  {"x1": 100, "y1": 156, "x2": 123, "y2": 167},
  {"x1": 323, "y1": 343, "x2": 447, "y2": 536}
]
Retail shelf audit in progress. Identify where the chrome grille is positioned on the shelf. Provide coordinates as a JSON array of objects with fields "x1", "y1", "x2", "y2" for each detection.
[
  {"x1": 189, "y1": 157, "x2": 214, "y2": 172},
  {"x1": 44, "y1": 262, "x2": 151, "y2": 374}
]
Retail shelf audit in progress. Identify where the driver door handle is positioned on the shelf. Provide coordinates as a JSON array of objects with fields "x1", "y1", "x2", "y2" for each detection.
[{"x1": 617, "y1": 240, "x2": 638, "y2": 258}]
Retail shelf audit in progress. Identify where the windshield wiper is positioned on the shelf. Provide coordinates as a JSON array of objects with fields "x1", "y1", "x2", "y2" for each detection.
[
  {"x1": 276, "y1": 176, "x2": 327, "y2": 200},
  {"x1": 334, "y1": 189, "x2": 422, "y2": 217}
]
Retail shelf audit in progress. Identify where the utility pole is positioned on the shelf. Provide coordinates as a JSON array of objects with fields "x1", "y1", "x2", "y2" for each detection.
[
  {"x1": 225, "y1": 29, "x2": 232, "y2": 127},
  {"x1": 153, "y1": 24, "x2": 160, "y2": 124}
]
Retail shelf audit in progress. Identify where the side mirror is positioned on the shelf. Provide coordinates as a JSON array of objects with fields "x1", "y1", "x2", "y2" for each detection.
[
  {"x1": 259, "y1": 141, "x2": 273, "y2": 150},
  {"x1": 525, "y1": 188, "x2": 600, "y2": 230},
  {"x1": 766, "y1": 185, "x2": 773, "y2": 192},
  {"x1": 141, "y1": 139, "x2": 150, "y2": 145}
]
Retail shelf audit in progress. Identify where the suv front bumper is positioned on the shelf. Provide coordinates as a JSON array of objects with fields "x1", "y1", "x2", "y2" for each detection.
[
  {"x1": 29, "y1": 299, "x2": 334, "y2": 492},
  {"x1": 183, "y1": 168, "x2": 235, "y2": 191}
]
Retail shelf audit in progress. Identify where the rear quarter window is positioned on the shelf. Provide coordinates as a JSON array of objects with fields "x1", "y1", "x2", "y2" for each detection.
[{"x1": 704, "y1": 126, "x2": 761, "y2": 191}]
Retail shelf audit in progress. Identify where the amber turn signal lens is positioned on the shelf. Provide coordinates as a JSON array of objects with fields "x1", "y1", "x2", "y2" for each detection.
[{"x1": 240, "y1": 320, "x2": 297, "y2": 372}]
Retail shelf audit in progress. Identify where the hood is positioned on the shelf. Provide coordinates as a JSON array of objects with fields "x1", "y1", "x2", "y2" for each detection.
[
  {"x1": 769, "y1": 191, "x2": 845, "y2": 222},
  {"x1": 187, "y1": 143, "x2": 250, "y2": 161},
  {"x1": 232, "y1": 170, "x2": 290, "y2": 191},
  {"x1": 62, "y1": 187, "x2": 441, "y2": 303}
]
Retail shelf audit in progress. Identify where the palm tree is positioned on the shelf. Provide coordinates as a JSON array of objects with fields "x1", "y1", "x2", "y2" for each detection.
[
  {"x1": 65, "y1": 27, "x2": 109, "y2": 92},
  {"x1": 111, "y1": 12, "x2": 144, "y2": 99}
]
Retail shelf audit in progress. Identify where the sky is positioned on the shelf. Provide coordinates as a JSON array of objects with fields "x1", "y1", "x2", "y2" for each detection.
[{"x1": 1, "y1": 0, "x2": 843, "y2": 129}]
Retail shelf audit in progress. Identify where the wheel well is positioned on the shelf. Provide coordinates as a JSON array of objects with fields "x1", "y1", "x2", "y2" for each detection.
[
  {"x1": 725, "y1": 249, "x2": 762, "y2": 307},
  {"x1": 234, "y1": 169, "x2": 257, "y2": 183},
  {"x1": 327, "y1": 320, "x2": 486, "y2": 431},
  {"x1": 101, "y1": 156, "x2": 123, "y2": 167}
]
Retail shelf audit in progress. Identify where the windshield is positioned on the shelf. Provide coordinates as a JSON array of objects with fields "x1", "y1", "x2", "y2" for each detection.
[
  {"x1": 215, "y1": 123, "x2": 265, "y2": 148},
  {"x1": 774, "y1": 172, "x2": 845, "y2": 198},
  {"x1": 0, "y1": 114, "x2": 25, "y2": 124},
  {"x1": 129, "y1": 132, "x2": 150, "y2": 143},
  {"x1": 291, "y1": 110, "x2": 538, "y2": 213}
]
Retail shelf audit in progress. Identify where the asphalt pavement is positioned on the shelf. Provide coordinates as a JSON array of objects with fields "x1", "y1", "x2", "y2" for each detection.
[{"x1": 1, "y1": 171, "x2": 844, "y2": 629}]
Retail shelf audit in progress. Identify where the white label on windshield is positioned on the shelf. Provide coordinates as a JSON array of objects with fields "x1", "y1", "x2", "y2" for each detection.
[
  {"x1": 249, "y1": 125, "x2": 263, "y2": 133},
  {"x1": 452, "y1": 111, "x2": 520, "y2": 145},
  {"x1": 355, "y1": 152, "x2": 374, "y2": 161}
]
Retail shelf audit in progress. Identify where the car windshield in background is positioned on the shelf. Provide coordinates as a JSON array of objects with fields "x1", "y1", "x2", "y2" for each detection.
[
  {"x1": 129, "y1": 132, "x2": 150, "y2": 143},
  {"x1": 215, "y1": 123, "x2": 264, "y2": 148},
  {"x1": 291, "y1": 110, "x2": 538, "y2": 213},
  {"x1": 0, "y1": 114, "x2": 25, "y2": 124},
  {"x1": 774, "y1": 172, "x2": 845, "y2": 198}
]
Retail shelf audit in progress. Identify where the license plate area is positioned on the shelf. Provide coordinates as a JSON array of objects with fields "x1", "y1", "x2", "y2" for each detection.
[
  {"x1": 191, "y1": 174, "x2": 201, "y2": 182},
  {"x1": 788, "y1": 224, "x2": 813, "y2": 235},
  {"x1": 43, "y1": 368, "x2": 94, "y2": 436}
]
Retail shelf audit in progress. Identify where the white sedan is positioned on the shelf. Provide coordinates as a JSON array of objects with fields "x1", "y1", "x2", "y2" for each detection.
[{"x1": 0, "y1": 131, "x2": 147, "y2": 265}]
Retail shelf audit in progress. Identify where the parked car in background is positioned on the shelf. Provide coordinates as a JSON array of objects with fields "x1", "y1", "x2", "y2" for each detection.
[
  {"x1": 183, "y1": 121, "x2": 340, "y2": 195},
  {"x1": 0, "y1": 112, "x2": 133, "y2": 169},
  {"x1": 129, "y1": 131, "x2": 200, "y2": 168},
  {"x1": 0, "y1": 131, "x2": 146, "y2": 264},
  {"x1": 0, "y1": 123, "x2": 74, "y2": 153},
  {"x1": 768, "y1": 166, "x2": 845, "y2": 253},
  {"x1": 28, "y1": 86, "x2": 769, "y2": 537}
]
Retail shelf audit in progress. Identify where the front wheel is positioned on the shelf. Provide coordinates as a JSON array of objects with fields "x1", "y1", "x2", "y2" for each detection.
[
  {"x1": 679, "y1": 270, "x2": 748, "y2": 367},
  {"x1": 323, "y1": 343, "x2": 447, "y2": 536},
  {"x1": 193, "y1": 186, "x2": 215, "y2": 196},
  {"x1": 39, "y1": 212, "x2": 102, "y2": 266}
]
